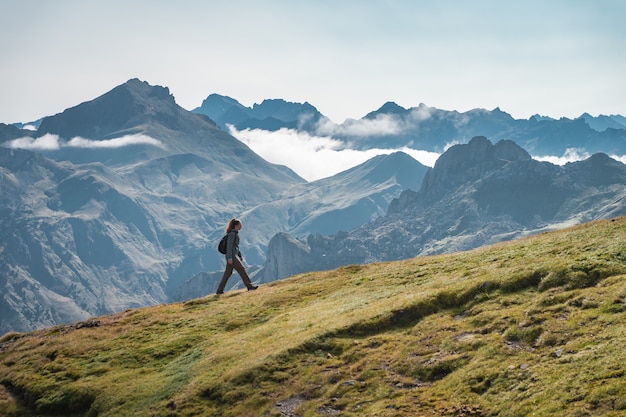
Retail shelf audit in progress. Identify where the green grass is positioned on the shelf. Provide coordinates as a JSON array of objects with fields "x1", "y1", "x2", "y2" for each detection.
[{"x1": 1, "y1": 217, "x2": 625, "y2": 416}]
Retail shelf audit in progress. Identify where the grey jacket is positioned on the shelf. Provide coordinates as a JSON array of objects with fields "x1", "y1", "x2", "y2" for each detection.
[{"x1": 225, "y1": 229, "x2": 242, "y2": 261}]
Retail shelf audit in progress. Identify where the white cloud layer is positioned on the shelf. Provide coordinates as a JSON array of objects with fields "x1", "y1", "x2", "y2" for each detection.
[
  {"x1": 233, "y1": 127, "x2": 626, "y2": 182},
  {"x1": 533, "y1": 148, "x2": 591, "y2": 165},
  {"x1": 533, "y1": 148, "x2": 626, "y2": 166},
  {"x1": 6, "y1": 130, "x2": 623, "y2": 184},
  {"x1": 314, "y1": 106, "x2": 434, "y2": 139},
  {"x1": 229, "y1": 126, "x2": 440, "y2": 182},
  {"x1": 4, "y1": 134, "x2": 165, "y2": 151},
  {"x1": 611, "y1": 154, "x2": 626, "y2": 164}
]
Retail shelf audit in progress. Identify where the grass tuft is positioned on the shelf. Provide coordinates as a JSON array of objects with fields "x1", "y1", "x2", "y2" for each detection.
[{"x1": 0, "y1": 332, "x2": 24, "y2": 345}]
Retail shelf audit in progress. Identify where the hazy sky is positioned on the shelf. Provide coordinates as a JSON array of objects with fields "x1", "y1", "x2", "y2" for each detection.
[{"x1": 2, "y1": 0, "x2": 625, "y2": 125}]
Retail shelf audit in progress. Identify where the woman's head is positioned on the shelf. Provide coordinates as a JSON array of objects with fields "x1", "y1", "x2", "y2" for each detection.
[{"x1": 226, "y1": 218, "x2": 242, "y2": 233}]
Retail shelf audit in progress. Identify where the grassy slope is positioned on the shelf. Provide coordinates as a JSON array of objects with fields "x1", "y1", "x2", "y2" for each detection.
[{"x1": 0, "y1": 217, "x2": 625, "y2": 417}]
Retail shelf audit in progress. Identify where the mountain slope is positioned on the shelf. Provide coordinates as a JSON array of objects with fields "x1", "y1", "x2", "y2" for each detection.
[
  {"x1": 0, "y1": 147, "x2": 172, "y2": 332},
  {"x1": 0, "y1": 217, "x2": 624, "y2": 416},
  {"x1": 250, "y1": 151, "x2": 428, "y2": 238}
]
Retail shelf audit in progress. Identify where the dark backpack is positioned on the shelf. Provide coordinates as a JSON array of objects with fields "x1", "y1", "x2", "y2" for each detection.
[{"x1": 218, "y1": 235, "x2": 228, "y2": 254}]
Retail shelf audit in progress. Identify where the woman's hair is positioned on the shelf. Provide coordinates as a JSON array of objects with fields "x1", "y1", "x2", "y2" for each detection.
[{"x1": 225, "y1": 218, "x2": 241, "y2": 233}]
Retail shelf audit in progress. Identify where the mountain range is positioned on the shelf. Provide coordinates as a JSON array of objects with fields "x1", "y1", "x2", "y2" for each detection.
[
  {"x1": 193, "y1": 94, "x2": 626, "y2": 156},
  {"x1": 1, "y1": 78, "x2": 625, "y2": 333}
]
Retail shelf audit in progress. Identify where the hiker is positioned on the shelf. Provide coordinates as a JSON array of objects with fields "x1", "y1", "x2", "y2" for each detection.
[{"x1": 216, "y1": 218, "x2": 258, "y2": 294}]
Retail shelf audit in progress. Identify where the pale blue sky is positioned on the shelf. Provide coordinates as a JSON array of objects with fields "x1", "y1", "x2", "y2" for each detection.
[{"x1": 1, "y1": 0, "x2": 625, "y2": 124}]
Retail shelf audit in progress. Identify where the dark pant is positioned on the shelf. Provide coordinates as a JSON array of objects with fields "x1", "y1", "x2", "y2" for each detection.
[{"x1": 216, "y1": 257, "x2": 253, "y2": 293}]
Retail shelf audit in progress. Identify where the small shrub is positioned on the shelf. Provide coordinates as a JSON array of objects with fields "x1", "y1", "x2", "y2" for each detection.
[
  {"x1": 538, "y1": 291, "x2": 576, "y2": 307},
  {"x1": 338, "y1": 265, "x2": 364, "y2": 274},
  {"x1": 537, "y1": 332, "x2": 560, "y2": 347},
  {"x1": 468, "y1": 374, "x2": 495, "y2": 394},
  {"x1": 568, "y1": 296, "x2": 599, "y2": 309},
  {"x1": 397, "y1": 355, "x2": 468, "y2": 382},
  {"x1": 601, "y1": 299, "x2": 625, "y2": 314},
  {"x1": 539, "y1": 265, "x2": 624, "y2": 292},
  {"x1": 34, "y1": 385, "x2": 95, "y2": 415},
  {"x1": 568, "y1": 270, "x2": 598, "y2": 289},
  {"x1": 538, "y1": 270, "x2": 571, "y2": 291},
  {"x1": 503, "y1": 326, "x2": 544, "y2": 346},
  {"x1": 501, "y1": 270, "x2": 544, "y2": 293},
  {"x1": 200, "y1": 384, "x2": 225, "y2": 402},
  {"x1": 0, "y1": 332, "x2": 23, "y2": 344}
]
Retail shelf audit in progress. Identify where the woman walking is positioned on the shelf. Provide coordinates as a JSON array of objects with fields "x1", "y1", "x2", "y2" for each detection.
[{"x1": 216, "y1": 218, "x2": 258, "y2": 294}]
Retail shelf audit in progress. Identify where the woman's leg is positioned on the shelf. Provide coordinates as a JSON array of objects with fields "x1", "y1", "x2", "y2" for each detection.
[
  {"x1": 216, "y1": 263, "x2": 234, "y2": 294},
  {"x1": 232, "y1": 257, "x2": 255, "y2": 289}
]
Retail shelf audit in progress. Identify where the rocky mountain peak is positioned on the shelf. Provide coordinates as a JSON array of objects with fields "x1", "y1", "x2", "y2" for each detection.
[
  {"x1": 192, "y1": 96, "x2": 324, "y2": 132},
  {"x1": 119, "y1": 78, "x2": 176, "y2": 107},
  {"x1": 251, "y1": 99, "x2": 320, "y2": 121},
  {"x1": 364, "y1": 101, "x2": 407, "y2": 119},
  {"x1": 419, "y1": 137, "x2": 531, "y2": 195},
  {"x1": 36, "y1": 79, "x2": 180, "y2": 140},
  {"x1": 194, "y1": 94, "x2": 247, "y2": 121},
  {"x1": 492, "y1": 139, "x2": 532, "y2": 161},
  {"x1": 564, "y1": 152, "x2": 626, "y2": 186}
]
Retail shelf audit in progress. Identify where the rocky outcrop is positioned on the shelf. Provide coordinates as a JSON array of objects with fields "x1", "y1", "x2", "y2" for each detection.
[
  {"x1": 419, "y1": 137, "x2": 532, "y2": 197},
  {"x1": 262, "y1": 233, "x2": 313, "y2": 281}
]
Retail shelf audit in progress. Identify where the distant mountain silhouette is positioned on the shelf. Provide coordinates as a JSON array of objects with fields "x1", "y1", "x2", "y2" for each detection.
[
  {"x1": 0, "y1": 123, "x2": 33, "y2": 142},
  {"x1": 193, "y1": 95, "x2": 326, "y2": 132},
  {"x1": 345, "y1": 102, "x2": 626, "y2": 155},
  {"x1": 578, "y1": 113, "x2": 626, "y2": 132},
  {"x1": 194, "y1": 95, "x2": 626, "y2": 157}
]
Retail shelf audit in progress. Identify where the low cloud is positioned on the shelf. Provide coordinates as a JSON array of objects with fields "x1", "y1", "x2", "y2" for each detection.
[
  {"x1": 4, "y1": 133, "x2": 165, "y2": 151},
  {"x1": 314, "y1": 106, "x2": 433, "y2": 138},
  {"x1": 316, "y1": 113, "x2": 404, "y2": 137},
  {"x1": 532, "y1": 149, "x2": 626, "y2": 165},
  {"x1": 5, "y1": 134, "x2": 62, "y2": 151},
  {"x1": 230, "y1": 126, "x2": 439, "y2": 182},
  {"x1": 533, "y1": 148, "x2": 591, "y2": 165},
  {"x1": 66, "y1": 135, "x2": 165, "y2": 149},
  {"x1": 611, "y1": 154, "x2": 626, "y2": 164}
]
